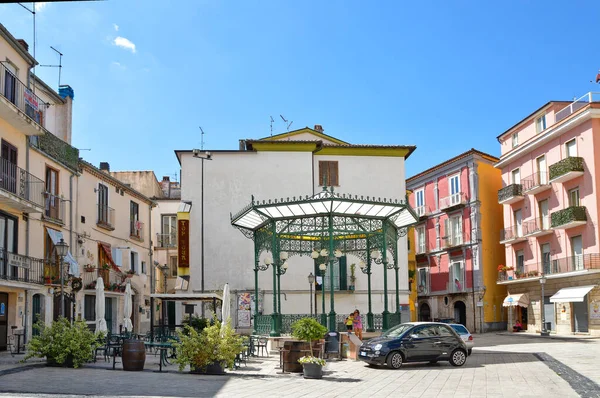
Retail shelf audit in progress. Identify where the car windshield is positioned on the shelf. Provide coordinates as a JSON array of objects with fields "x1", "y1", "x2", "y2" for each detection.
[
  {"x1": 450, "y1": 324, "x2": 469, "y2": 335},
  {"x1": 381, "y1": 323, "x2": 414, "y2": 338}
]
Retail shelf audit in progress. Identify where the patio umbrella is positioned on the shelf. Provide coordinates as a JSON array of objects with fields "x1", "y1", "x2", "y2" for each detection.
[
  {"x1": 220, "y1": 283, "x2": 230, "y2": 337},
  {"x1": 95, "y1": 277, "x2": 107, "y2": 333},
  {"x1": 123, "y1": 282, "x2": 133, "y2": 332}
]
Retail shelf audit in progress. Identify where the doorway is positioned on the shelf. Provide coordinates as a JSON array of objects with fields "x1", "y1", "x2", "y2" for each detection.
[
  {"x1": 543, "y1": 297, "x2": 555, "y2": 331},
  {"x1": 454, "y1": 301, "x2": 467, "y2": 326},
  {"x1": 105, "y1": 297, "x2": 113, "y2": 333},
  {"x1": 419, "y1": 303, "x2": 431, "y2": 322},
  {"x1": 32, "y1": 294, "x2": 43, "y2": 336},
  {"x1": 53, "y1": 294, "x2": 73, "y2": 321},
  {"x1": 0, "y1": 140, "x2": 18, "y2": 195},
  {"x1": 0, "y1": 293, "x2": 7, "y2": 351},
  {"x1": 573, "y1": 297, "x2": 589, "y2": 333},
  {"x1": 571, "y1": 236, "x2": 583, "y2": 271}
]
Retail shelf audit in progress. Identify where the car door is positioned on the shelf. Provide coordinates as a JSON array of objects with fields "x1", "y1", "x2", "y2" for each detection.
[
  {"x1": 435, "y1": 325, "x2": 458, "y2": 359},
  {"x1": 405, "y1": 325, "x2": 440, "y2": 361}
]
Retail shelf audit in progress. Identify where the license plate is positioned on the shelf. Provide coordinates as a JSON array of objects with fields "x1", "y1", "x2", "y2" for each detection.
[{"x1": 360, "y1": 351, "x2": 366, "y2": 356}]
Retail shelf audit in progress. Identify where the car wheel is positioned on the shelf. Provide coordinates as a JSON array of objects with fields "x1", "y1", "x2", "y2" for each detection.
[
  {"x1": 468, "y1": 349, "x2": 472, "y2": 356},
  {"x1": 386, "y1": 351, "x2": 403, "y2": 369},
  {"x1": 449, "y1": 349, "x2": 467, "y2": 367}
]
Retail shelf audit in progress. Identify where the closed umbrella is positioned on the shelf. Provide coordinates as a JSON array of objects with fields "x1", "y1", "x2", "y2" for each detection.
[
  {"x1": 220, "y1": 283, "x2": 230, "y2": 337},
  {"x1": 123, "y1": 282, "x2": 133, "y2": 332},
  {"x1": 96, "y1": 277, "x2": 107, "y2": 333}
]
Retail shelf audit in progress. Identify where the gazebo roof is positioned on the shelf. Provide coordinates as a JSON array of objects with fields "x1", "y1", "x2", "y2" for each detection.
[{"x1": 231, "y1": 187, "x2": 418, "y2": 233}]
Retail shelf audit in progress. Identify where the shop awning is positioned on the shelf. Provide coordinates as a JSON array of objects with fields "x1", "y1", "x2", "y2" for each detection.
[
  {"x1": 503, "y1": 293, "x2": 529, "y2": 307},
  {"x1": 550, "y1": 286, "x2": 595, "y2": 303},
  {"x1": 46, "y1": 229, "x2": 79, "y2": 277}
]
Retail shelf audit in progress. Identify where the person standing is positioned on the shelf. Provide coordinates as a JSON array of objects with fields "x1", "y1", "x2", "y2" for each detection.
[
  {"x1": 345, "y1": 313, "x2": 354, "y2": 333},
  {"x1": 352, "y1": 309, "x2": 363, "y2": 340}
]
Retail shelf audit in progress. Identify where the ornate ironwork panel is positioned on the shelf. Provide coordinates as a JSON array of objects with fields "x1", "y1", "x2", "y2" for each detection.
[
  {"x1": 373, "y1": 314, "x2": 383, "y2": 330},
  {"x1": 389, "y1": 313, "x2": 402, "y2": 329},
  {"x1": 280, "y1": 314, "x2": 319, "y2": 334},
  {"x1": 254, "y1": 315, "x2": 271, "y2": 336}
]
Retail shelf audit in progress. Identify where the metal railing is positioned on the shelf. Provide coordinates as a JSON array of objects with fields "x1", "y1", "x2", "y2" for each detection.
[
  {"x1": 448, "y1": 278, "x2": 466, "y2": 293},
  {"x1": 82, "y1": 267, "x2": 127, "y2": 292},
  {"x1": 156, "y1": 233, "x2": 177, "y2": 248},
  {"x1": 523, "y1": 217, "x2": 550, "y2": 235},
  {"x1": 97, "y1": 204, "x2": 115, "y2": 230},
  {"x1": 498, "y1": 183, "x2": 523, "y2": 202},
  {"x1": 555, "y1": 92, "x2": 600, "y2": 123},
  {"x1": 522, "y1": 172, "x2": 549, "y2": 191},
  {"x1": 439, "y1": 192, "x2": 467, "y2": 210},
  {"x1": 415, "y1": 205, "x2": 430, "y2": 218},
  {"x1": 44, "y1": 193, "x2": 65, "y2": 223},
  {"x1": 0, "y1": 62, "x2": 47, "y2": 128},
  {"x1": 0, "y1": 157, "x2": 45, "y2": 208},
  {"x1": 129, "y1": 220, "x2": 144, "y2": 241},
  {"x1": 0, "y1": 250, "x2": 45, "y2": 285},
  {"x1": 499, "y1": 254, "x2": 600, "y2": 281},
  {"x1": 500, "y1": 225, "x2": 524, "y2": 242}
]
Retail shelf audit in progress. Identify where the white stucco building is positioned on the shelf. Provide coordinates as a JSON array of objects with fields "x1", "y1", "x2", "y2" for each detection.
[{"x1": 175, "y1": 127, "x2": 416, "y2": 331}]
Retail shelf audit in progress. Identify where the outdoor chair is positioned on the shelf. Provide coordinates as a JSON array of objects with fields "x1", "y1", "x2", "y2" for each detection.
[
  {"x1": 94, "y1": 333, "x2": 111, "y2": 362},
  {"x1": 256, "y1": 337, "x2": 269, "y2": 357}
]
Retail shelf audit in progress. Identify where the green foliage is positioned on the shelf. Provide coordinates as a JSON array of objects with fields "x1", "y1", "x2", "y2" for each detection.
[
  {"x1": 172, "y1": 318, "x2": 244, "y2": 373},
  {"x1": 298, "y1": 355, "x2": 326, "y2": 366},
  {"x1": 408, "y1": 269, "x2": 416, "y2": 279},
  {"x1": 182, "y1": 315, "x2": 209, "y2": 333},
  {"x1": 498, "y1": 183, "x2": 523, "y2": 202},
  {"x1": 24, "y1": 317, "x2": 103, "y2": 368},
  {"x1": 291, "y1": 317, "x2": 327, "y2": 359},
  {"x1": 32, "y1": 132, "x2": 80, "y2": 171},
  {"x1": 549, "y1": 156, "x2": 584, "y2": 181},
  {"x1": 550, "y1": 206, "x2": 587, "y2": 228}
]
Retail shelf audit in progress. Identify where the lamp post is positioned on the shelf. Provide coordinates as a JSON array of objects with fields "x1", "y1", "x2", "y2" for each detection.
[
  {"x1": 192, "y1": 150, "x2": 212, "y2": 295},
  {"x1": 540, "y1": 274, "x2": 548, "y2": 336},
  {"x1": 308, "y1": 273, "x2": 315, "y2": 316},
  {"x1": 55, "y1": 238, "x2": 69, "y2": 318},
  {"x1": 319, "y1": 262, "x2": 327, "y2": 326}
]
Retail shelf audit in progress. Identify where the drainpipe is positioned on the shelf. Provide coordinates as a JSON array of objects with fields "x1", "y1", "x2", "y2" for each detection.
[
  {"x1": 149, "y1": 204, "x2": 154, "y2": 337},
  {"x1": 24, "y1": 132, "x2": 30, "y2": 343}
]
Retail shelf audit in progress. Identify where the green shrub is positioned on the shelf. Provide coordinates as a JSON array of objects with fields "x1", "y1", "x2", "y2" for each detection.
[{"x1": 291, "y1": 317, "x2": 327, "y2": 358}]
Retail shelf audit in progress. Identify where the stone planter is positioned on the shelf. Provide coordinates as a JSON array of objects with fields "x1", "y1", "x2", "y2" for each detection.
[
  {"x1": 190, "y1": 362, "x2": 226, "y2": 375},
  {"x1": 302, "y1": 363, "x2": 323, "y2": 379},
  {"x1": 46, "y1": 355, "x2": 75, "y2": 368}
]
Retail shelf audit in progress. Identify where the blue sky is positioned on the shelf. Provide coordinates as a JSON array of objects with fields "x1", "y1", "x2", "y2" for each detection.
[{"x1": 2, "y1": 1, "x2": 600, "y2": 182}]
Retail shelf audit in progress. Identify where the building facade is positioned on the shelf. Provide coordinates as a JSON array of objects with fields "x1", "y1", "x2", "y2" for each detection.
[
  {"x1": 496, "y1": 93, "x2": 600, "y2": 335},
  {"x1": 407, "y1": 149, "x2": 506, "y2": 333},
  {"x1": 176, "y1": 127, "x2": 415, "y2": 331}
]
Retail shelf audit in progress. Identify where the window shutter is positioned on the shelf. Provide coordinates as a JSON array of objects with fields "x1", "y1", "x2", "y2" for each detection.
[
  {"x1": 318, "y1": 162, "x2": 325, "y2": 186},
  {"x1": 339, "y1": 256, "x2": 347, "y2": 290},
  {"x1": 444, "y1": 218, "x2": 449, "y2": 238},
  {"x1": 330, "y1": 162, "x2": 339, "y2": 186}
]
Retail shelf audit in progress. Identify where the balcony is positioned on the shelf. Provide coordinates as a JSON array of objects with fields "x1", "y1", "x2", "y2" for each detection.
[
  {"x1": 29, "y1": 132, "x2": 79, "y2": 171},
  {"x1": 555, "y1": 92, "x2": 600, "y2": 122},
  {"x1": 498, "y1": 184, "x2": 523, "y2": 205},
  {"x1": 497, "y1": 254, "x2": 600, "y2": 283},
  {"x1": 43, "y1": 193, "x2": 65, "y2": 225},
  {"x1": 522, "y1": 172, "x2": 551, "y2": 195},
  {"x1": 448, "y1": 279, "x2": 466, "y2": 294},
  {"x1": 442, "y1": 233, "x2": 467, "y2": 250},
  {"x1": 415, "y1": 205, "x2": 430, "y2": 219},
  {"x1": 439, "y1": 192, "x2": 467, "y2": 212},
  {"x1": 523, "y1": 217, "x2": 553, "y2": 238},
  {"x1": 0, "y1": 157, "x2": 45, "y2": 213},
  {"x1": 130, "y1": 220, "x2": 144, "y2": 241},
  {"x1": 0, "y1": 250, "x2": 45, "y2": 285},
  {"x1": 549, "y1": 157, "x2": 584, "y2": 184},
  {"x1": 551, "y1": 206, "x2": 587, "y2": 229},
  {"x1": 82, "y1": 267, "x2": 127, "y2": 293},
  {"x1": 0, "y1": 63, "x2": 47, "y2": 136},
  {"x1": 500, "y1": 226, "x2": 527, "y2": 245},
  {"x1": 43, "y1": 260, "x2": 69, "y2": 285},
  {"x1": 156, "y1": 233, "x2": 177, "y2": 248},
  {"x1": 97, "y1": 204, "x2": 115, "y2": 231}
]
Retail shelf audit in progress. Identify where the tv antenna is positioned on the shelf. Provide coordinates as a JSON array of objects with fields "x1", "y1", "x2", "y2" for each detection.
[
  {"x1": 280, "y1": 114, "x2": 293, "y2": 131},
  {"x1": 199, "y1": 127, "x2": 205, "y2": 150},
  {"x1": 40, "y1": 46, "x2": 63, "y2": 89},
  {"x1": 270, "y1": 116, "x2": 274, "y2": 136}
]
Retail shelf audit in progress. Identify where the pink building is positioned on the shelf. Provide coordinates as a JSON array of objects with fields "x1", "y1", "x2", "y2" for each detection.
[
  {"x1": 407, "y1": 149, "x2": 505, "y2": 333},
  {"x1": 496, "y1": 93, "x2": 600, "y2": 336}
]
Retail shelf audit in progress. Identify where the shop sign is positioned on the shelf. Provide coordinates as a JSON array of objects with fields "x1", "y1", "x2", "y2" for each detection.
[{"x1": 177, "y1": 219, "x2": 190, "y2": 268}]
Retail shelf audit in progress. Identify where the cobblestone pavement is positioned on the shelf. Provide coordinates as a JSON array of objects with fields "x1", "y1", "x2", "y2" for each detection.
[{"x1": 0, "y1": 333, "x2": 599, "y2": 398}]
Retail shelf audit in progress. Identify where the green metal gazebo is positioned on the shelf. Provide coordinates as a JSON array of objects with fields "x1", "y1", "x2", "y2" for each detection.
[{"x1": 231, "y1": 186, "x2": 418, "y2": 336}]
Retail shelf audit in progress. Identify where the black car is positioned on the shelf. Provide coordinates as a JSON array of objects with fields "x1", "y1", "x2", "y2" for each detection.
[{"x1": 358, "y1": 322, "x2": 468, "y2": 369}]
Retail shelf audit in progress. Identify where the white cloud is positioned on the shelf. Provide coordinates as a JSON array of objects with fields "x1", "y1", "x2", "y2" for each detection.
[
  {"x1": 113, "y1": 24, "x2": 119, "y2": 31},
  {"x1": 35, "y1": 2, "x2": 49, "y2": 12},
  {"x1": 113, "y1": 36, "x2": 136, "y2": 53},
  {"x1": 111, "y1": 61, "x2": 126, "y2": 70}
]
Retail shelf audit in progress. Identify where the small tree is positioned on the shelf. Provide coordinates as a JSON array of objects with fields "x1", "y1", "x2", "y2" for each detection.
[{"x1": 291, "y1": 317, "x2": 327, "y2": 357}]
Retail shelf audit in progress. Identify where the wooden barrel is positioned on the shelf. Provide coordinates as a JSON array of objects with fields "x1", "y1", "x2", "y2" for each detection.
[
  {"x1": 283, "y1": 341, "x2": 311, "y2": 373},
  {"x1": 122, "y1": 340, "x2": 146, "y2": 371}
]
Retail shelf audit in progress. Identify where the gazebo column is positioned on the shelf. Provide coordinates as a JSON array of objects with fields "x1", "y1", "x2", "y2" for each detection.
[
  {"x1": 253, "y1": 258, "x2": 259, "y2": 335},
  {"x1": 327, "y1": 214, "x2": 337, "y2": 331},
  {"x1": 366, "y1": 239, "x2": 374, "y2": 332},
  {"x1": 320, "y1": 268, "x2": 327, "y2": 327},
  {"x1": 382, "y1": 223, "x2": 390, "y2": 331},
  {"x1": 276, "y1": 263, "x2": 282, "y2": 333},
  {"x1": 394, "y1": 239, "x2": 401, "y2": 318},
  {"x1": 270, "y1": 222, "x2": 280, "y2": 336}
]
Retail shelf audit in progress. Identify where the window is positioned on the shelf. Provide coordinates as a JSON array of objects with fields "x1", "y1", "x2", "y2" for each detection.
[
  {"x1": 516, "y1": 250, "x2": 524, "y2": 275},
  {"x1": 538, "y1": 199, "x2": 549, "y2": 230},
  {"x1": 161, "y1": 215, "x2": 177, "y2": 247},
  {"x1": 512, "y1": 133, "x2": 518, "y2": 148},
  {"x1": 3, "y1": 61, "x2": 17, "y2": 104},
  {"x1": 84, "y1": 295, "x2": 96, "y2": 321},
  {"x1": 566, "y1": 139, "x2": 577, "y2": 157},
  {"x1": 569, "y1": 187, "x2": 580, "y2": 207},
  {"x1": 318, "y1": 161, "x2": 339, "y2": 186},
  {"x1": 130, "y1": 251, "x2": 139, "y2": 274},
  {"x1": 141, "y1": 261, "x2": 146, "y2": 275},
  {"x1": 571, "y1": 235, "x2": 583, "y2": 271},
  {"x1": 536, "y1": 115, "x2": 546, "y2": 133},
  {"x1": 413, "y1": 325, "x2": 438, "y2": 338},
  {"x1": 415, "y1": 189, "x2": 425, "y2": 216},
  {"x1": 513, "y1": 209, "x2": 522, "y2": 237},
  {"x1": 536, "y1": 155, "x2": 547, "y2": 184},
  {"x1": 417, "y1": 268, "x2": 428, "y2": 294},
  {"x1": 111, "y1": 248, "x2": 122, "y2": 267},
  {"x1": 511, "y1": 168, "x2": 520, "y2": 185},
  {"x1": 1, "y1": 140, "x2": 18, "y2": 194},
  {"x1": 541, "y1": 243, "x2": 551, "y2": 274},
  {"x1": 416, "y1": 226, "x2": 426, "y2": 253},
  {"x1": 130, "y1": 201, "x2": 140, "y2": 238},
  {"x1": 450, "y1": 261, "x2": 464, "y2": 292},
  {"x1": 436, "y1": 325, "x2": 454, "y2": 337},
  {"x1": 315, "y1": 256, "x2": 348, "y2": 291},
  {"x1": 97, "y1": 184, "x2": 109, "y2": 224},
  {"x1": 45, "y1": 166, "x2": 59, "y2": 220},
  {"x1": 170, "y1": 256, "x2": 177, "y2": 277},
  {"x1": 444, "y1": 215, "x2": 462, "y2": 246}
]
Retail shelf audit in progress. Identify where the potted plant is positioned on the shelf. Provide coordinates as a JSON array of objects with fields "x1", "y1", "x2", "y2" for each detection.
[
  {"x1": 172, "y1": 318, "x2": 244, "y2": 375},
  {"x1": 126, "y1": 269, "x2": 135, "y2": 278},
  {"x1": 290, "y1": 317, "x2": 328, "y2": 379},
  {"x1": 349, "y1": 263, "x2": 357, "y2": 291},
  {"x1": 102, "y1": 263, "x2": 110, "y2": 270},
  {"x1": 84, "y1": 265, "x2": 95, "y2": 272},
  {"x1": 24, "y1": 317, "x2": 103, "y2": 368}
]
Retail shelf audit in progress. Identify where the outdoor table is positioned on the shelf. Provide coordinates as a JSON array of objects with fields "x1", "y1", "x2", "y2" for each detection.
[
  {"x1": 144, "y1": 342, "x2": 172, "y2": 372},
  {"x1": 13, "y1": 331, "x2": 25, "y2": 355},
  {"x1": 110, "y1": 341, "x2": 123, "y2": 370}
]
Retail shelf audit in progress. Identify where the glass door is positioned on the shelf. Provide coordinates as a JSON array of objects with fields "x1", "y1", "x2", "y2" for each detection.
[
  {"x1": 105, "y1": 297, "x2": 113, "y2": 333},
  {"x1": 449, "y1": 175, "x2": 460, "y2": 205},
  {"x1": 571, "y1": 235, "x2": 583, "y2": 271},
  {"x1": 537, "y1": 156, "x2": 547, "y2": 184},
  {"x1": 1, "y1": 140, "x2": 18, "y2": 195},
  {"x1": 514, "y1": 209, "x2": 523, "y2": 238},
  {"x1": 539, "y1": 200, "x2": 549, "y2": 230},
  {"x1": 541, "y1": 243, "x2": 551, "y2": 274}
]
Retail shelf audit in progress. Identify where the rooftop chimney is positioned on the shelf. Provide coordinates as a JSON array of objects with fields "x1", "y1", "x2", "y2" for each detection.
[
  {"x1": 99, "y1": 162, "x2": 110, "y2": 172},
  {"x1": 59, "y1": 85, "x2": 75, "y2": 100},
  {"x1": 16, "y1": 39, "x2": 29, "y2": 52},
  {"x1": 314, "y1": 124, "x2": 324, "y2": 133},
  {"x1": 162, "y1": 176, "x2": 170, "y2": 182}
]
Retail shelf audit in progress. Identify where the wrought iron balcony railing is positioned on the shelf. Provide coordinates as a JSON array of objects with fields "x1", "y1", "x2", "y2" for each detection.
[
  {"x1": 549, "y1": 157, "x2": 584, "y2": 182},
  {"x1": 44, "y1": 193, "x2": 65, "y2": 224},
  {"x1": 523, "y1": 217, "x2": 552, "y2": 236},
  {"x1": 442, "y1": 231, "x2": 471, "y2": 250},
  {"x1": 498, "y1": 254, "x2": 600, "y2": 282},
  {"x1": 500, "y1": 225, "x2": 526, "y2": 243},
  {"x1": 522, "y1": 172, "x2": 550, "y2": 193},
  {"x1": 0, "y1": 62, "x2": 47, "y2": 134},
  {"x1": 156, "y1": 233, "x2": 177, "y2": 248},
  {"x1": 415, "y1": 205, "x2": 431, "y2": 218},
  {"x1": 0, "y1": 157, "x2": 45, "y2": 209},
  {"x1": 551, "y1": 206, "x2": 587, "y2": 229},
  {"x1": 0, "y1": 250, "x2": 45, "y2": 285},
  {"x1": 97, "y1": 204, "x2": 115, "y2": 230},
  {"x1": 82, "y1": 267, "x2": 127, "y2": 292},
  {"x1": 130, "y1": 220, "x2": 144, "y2": 241},
  {"x1": 498, "y1": 183, "x2": 523, "y2": 204},
  {"x1": 439, "y1": 192, "x2": 467, "y2": 211}
]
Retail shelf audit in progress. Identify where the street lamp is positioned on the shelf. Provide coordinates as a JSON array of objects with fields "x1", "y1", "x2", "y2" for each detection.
[
  {"x1": 308, "y1": 273, "x2": 315, "y2": 316},
  {"x1": 540, "y1": 274, "x2": 548, "y2": 336},
  {"x1": 319, "y1": 262, "x2": 327, "y2": 325},
  {"x1": 55, "y1": 238, "x2": 69, "y2": 318}
]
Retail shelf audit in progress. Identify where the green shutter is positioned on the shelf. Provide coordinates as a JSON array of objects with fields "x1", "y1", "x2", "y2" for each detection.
[{"x1": 339, "y1": 256, "x2": 348, "y2": 290}]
